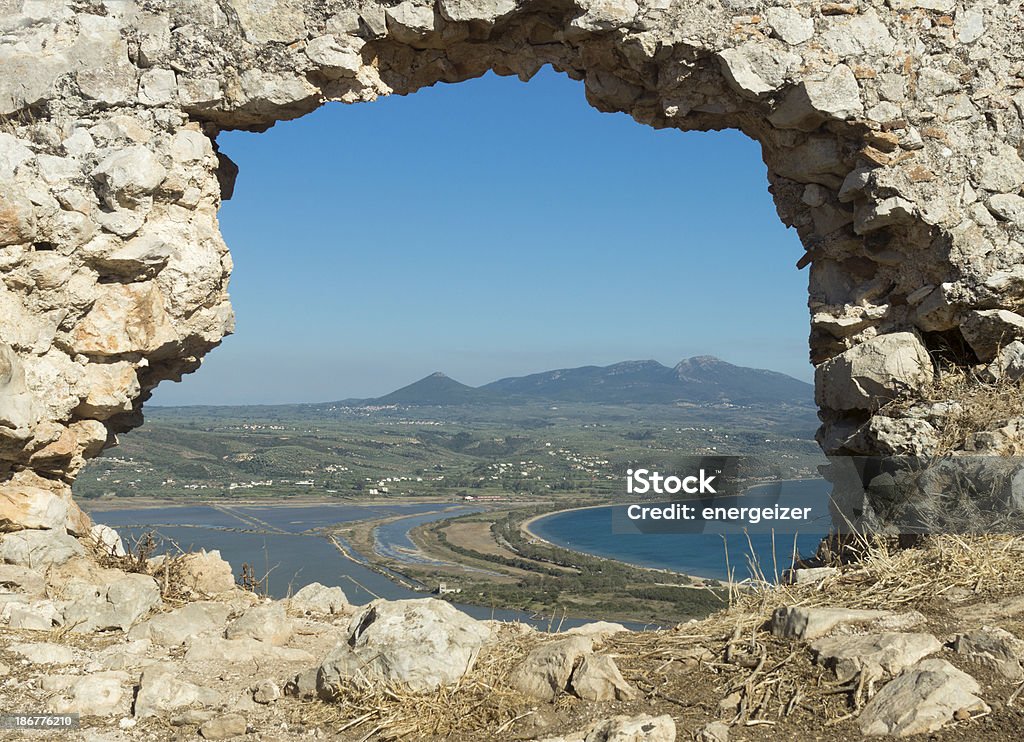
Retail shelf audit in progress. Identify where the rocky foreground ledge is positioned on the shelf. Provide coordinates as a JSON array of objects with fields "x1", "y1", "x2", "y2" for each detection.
[{"x1": 3, "y1": 527, "x2": 1024, "y2": 741}]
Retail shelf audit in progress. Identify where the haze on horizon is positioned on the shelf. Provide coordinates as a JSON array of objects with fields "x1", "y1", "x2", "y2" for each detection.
[{"x1": 152, "y1": 67, "x2": 811, "y2": 407}]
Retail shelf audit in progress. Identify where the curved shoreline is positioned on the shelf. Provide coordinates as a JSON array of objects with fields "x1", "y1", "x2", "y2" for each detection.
[
  {"x1": 520, "y1": 478, "x2": 829, "y2": 581},
  {"x1": 520, "y1": 505, "x2": 711, "y2": 585}
]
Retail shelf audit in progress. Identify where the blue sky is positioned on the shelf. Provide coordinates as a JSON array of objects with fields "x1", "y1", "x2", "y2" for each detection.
[{"x1": 153, "y1": 67, "x2": 811, "y2": 406}]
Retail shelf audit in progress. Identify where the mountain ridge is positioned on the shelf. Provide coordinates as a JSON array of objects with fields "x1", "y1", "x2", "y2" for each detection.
[{"x1": 366, "y1": 356, "x2": 812, "y2": 407}]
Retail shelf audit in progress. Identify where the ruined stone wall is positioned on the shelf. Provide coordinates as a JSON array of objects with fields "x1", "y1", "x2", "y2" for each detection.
[{"x1": 1, "y1": 0, "x2": 1022, "y2": 532}]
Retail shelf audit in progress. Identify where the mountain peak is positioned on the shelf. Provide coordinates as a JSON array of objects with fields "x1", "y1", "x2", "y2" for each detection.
[
  {"x1": 370, "y1": 357, "x2": 812, "y2": 407},
  {"x1": 375, "y1": 371, "x2": 483, "y2": 405}
]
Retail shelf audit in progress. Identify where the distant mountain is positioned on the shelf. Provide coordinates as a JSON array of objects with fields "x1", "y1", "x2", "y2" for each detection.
[
  {"x1": 374, "y1": 372, "x2": 491, "y2": 406},
  {"x1": 364, "y1": 357, "x2": 813, "y2": 407}
]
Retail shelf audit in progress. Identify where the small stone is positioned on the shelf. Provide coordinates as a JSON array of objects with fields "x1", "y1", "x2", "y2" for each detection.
[
  {"x1": 977, "y1": 144, "x2": 1024, "y2": 193},
  {"x1": 510, "y1": 635, "x2": 593, "y2": 701},
  {"x1": 288, "y1": 582, "x2": 351, "y2": 615},
  {"x1": 176, "y1": 550, "x2": 235, "y2": 595},
  {"x1": 988, "y1": 194, "x2": 1024, "y2": 228},
  {"x1": 318, "y1": 598, "x2": 491, "y2": 695},
  {"x1": 954, "y1": 627, "x2": 1024, "y2": 681},
  {"x1": 253, "y1": 679, "x2": 282, "y2": 704},
  {"x1": 133, "y1": 663, "x2": 221, "y2": 718},
  {"x1": 438, "y1": 0, "x2": 517, "y2": 23},
  {"x1": 859, "y1": 659, "x2": 989, "y2": 737},
  {"x1": 787, "y1": 566, "x2": 838, "y2": 585},
  {"x1": 199, "y1": 713, "x2": 247, "y2": 740},
  {"x1": 811, "y1": 632, "x2": 941, "y2": 682},
  {"x1": 765, "y1": 7, "x2": 813, "y2": 45},
  {"x1": 91, "y1": 146, "x2": 166, "y2": 209},
  {"x1": 961, "y1": 309, "x2": 1024, "y2": 363},
  {"x1": 304, "y1": 36, "x2": 362, "y2": 79},
  {"x1": 698, "y1": 720, "x2": 730, "y2": 742},
  {"x1": 10, "y1": 642, "x2": 74, "y2": 665},
  {"x1": 771, "y1": 606, "x2": 896, "y2": 640},
  {"x1": 138, "y1": 68, "x2": 177, "y2": 106},
  {"x1": 225, "y1": 602, "x2": 293, "y2": 645},
  {"x1": 569, "y1": 654, "x2": 635, "y2": 701}
]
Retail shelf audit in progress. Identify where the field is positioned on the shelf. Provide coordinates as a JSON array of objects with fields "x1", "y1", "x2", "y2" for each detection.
[
  {"x1": 73, "y1": 399, "x2": 825, "y2": 624},
  {"x1": 74, "y1": 400, "x2": 824, "y2": 502}
]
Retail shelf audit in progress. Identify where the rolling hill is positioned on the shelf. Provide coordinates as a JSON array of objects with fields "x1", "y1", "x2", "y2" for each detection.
[{"x1": 362, "y1": 357, "x2": 813, "y2": 407}]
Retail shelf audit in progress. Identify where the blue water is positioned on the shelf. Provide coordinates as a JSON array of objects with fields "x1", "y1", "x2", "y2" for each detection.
[
  {"x1": 374, "y1": 506, "x2": 483, "y2": 564},
  {"x1": 529, "y1": 479, "x2": 832, "y2": 581},
  {"x1": 87, "y1": 503, "x2": 653, "y2": 629}
]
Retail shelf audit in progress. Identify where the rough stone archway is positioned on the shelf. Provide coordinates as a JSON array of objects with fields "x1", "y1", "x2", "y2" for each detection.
[{"x1": 1, "y1": 0, "x2": 1022, "y2": 533}]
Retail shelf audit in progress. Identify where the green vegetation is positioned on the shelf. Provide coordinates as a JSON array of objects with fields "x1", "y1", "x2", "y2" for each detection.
[
  {"x1": 413, "y1": 507, "x2": 729, "y2": 624},
  {"x1": 74, "y1": 400, "x2": 823, "y2": 500}
]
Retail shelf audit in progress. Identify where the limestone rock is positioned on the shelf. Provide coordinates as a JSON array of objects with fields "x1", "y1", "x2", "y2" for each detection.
[
  {"x1": 91, "y1": 146, "x2": 166, "y2": 209},
  {"x1": 770, "y1": 606, "x2": 896, "y2": 641},
  {"x1": 0, "y1": 564, "x2": 45, "y2": 596},
  {"x1": 769, "y1": 64, "x2": 863, "y2": 131},
  {"x1": 786, "y1": 566, "x2": 837, "y2": 585},
  {"x1": 90, "y1": 524, "x2": 127, "y2": 558},
  {"x1": 719, "y1": 42, "x2": 799, "y2": 98},
  {"x1": 439, "y1": 0, "x2": 517, "y2": 23},
  {"x1": 184, "y1": 636, "x2": 314, "y2": 665},
  {"x1": 565, "y1": 620, "x2": 631, "y2": 640},
  {"x1": 225, "y1": 602, "x2": 293, "y2": 645},
  {"x1": 128, "y1": 601, "x2": 231, "y2": 647},
  {"x1": 984, "y1": 340, "x2": 1024, "y2": 382},
  {"x1": 175, "y1": 549, "x2": 235, "y2": 595},
  {"x1": 976, "y1": 144, "x2": 1024, "y2": 194},
  {"x1": 858, "y1": 659, "x2": 989, "y2": 737},
  {"x1": 6, "y1": 599, "x2": 63, "y2": 630},
  {"x1": 133, "y1": 663, "x2": 221, "y2": 718},
  {"x1": 570, "y1": 0, "x2": 639, "y2": 34},
  {"x1": 961, "y1": 309, "x2": 1024, "y2": 362},
  {"x1": 288, "y1": 581, "x2": 351, "y2": 615},
  {"x1": 317, "y1": 598, "x2": 491, "y2": 695},
  {"x1": 252, "y1": 679, "x2": 282, "y2": 704},
  {"x1": 810, "y1": 632, "x2": 941, "y2": 682},
  {"x1": 569, "y1": 653, "x2": 635, "y2": 701},
  {"x1": 61, "y1": 572, "x2": 161, "y2": 633},
  {"x1": 954, "y1": 627, "x2": 1024, "y2": 681},
  {"x1": 563, "y1": 714, "x2": 676, "y2": 742},
  {"x1": 765, "y1": 8, "x2": 813, "y2": 45},
  {"x1": 10, "y1": 642, "x2": 75, "y2": 665},
  {"x1": 45, "y1": 671, "x2": 129, "y2": 716},
  {"x1": 988, "y1": 194, "x2": 1024, "y2": 228},
  {"x1": 511, "y1": 635, "x2": 594, "y2": 701},
  {"x1": 868, "y1": 416, "x2": 940, "y2": 457},
  {"x1": 199, "y1": 713, "x2": 248, "y2": 740},
  {"x1": 697, "y1": 721, "x2": 728, "y2": 742},
  {"x1": 0, "y1": 184, "x2": 36, "y2": 247},
  {"x1": 304, "y1": 36, "x2": 363, "y2": 79},
  {"x1": 815, "y1": 333, "x2": 933, "y2": 412},
  {"x1": 0, "y1": 529, "x2": 85, "y2": 567},
  {"x1": 230, "y1": 0, "x2": 307, "y2": 44}
]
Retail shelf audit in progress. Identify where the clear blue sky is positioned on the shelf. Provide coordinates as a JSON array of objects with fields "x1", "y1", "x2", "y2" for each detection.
[{"x1": 153, "y1": 67, "x2": 811, "y2": 406}]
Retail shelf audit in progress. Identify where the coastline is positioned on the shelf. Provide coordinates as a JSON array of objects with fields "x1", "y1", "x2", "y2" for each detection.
[
  {"x1": 519, "y1": 505, "x2": 711, "y2": 586},
  {"x1": 78, "y1": 493, "x2": 470, "y2": 512},
  {"x1": 520, "y1": 477, "x2": 829, "y2": 581}
]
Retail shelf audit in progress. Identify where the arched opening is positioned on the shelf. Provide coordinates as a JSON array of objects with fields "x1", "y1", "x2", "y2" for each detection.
[
  {"x1": 77, "y1": 65, "x2": 830, "y2": 622},
  {"x1": 5, "y1": 0, "x2": 1017, "y2": 621}
]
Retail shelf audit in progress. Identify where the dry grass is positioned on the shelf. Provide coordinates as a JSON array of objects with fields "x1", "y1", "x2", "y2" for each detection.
[
  {"x1": 882, "y1": 362, "x2": 1024, "y2": 454},
  {"x1": 284, "y1": 534, "x2": 1024, "y2": 740},
  {"x1": 292, "y1": 624, "x2": 542, "y2": 741}
]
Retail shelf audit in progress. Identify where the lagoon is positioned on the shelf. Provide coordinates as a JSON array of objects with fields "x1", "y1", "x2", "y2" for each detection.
[{"x1": 528, "y1": 479, "x2": 831, "y2": 581}]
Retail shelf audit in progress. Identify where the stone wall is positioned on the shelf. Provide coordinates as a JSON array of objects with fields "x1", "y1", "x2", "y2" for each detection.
[{"x1": 1, "y1": 0, "x2": 1022, "y2": 531}]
